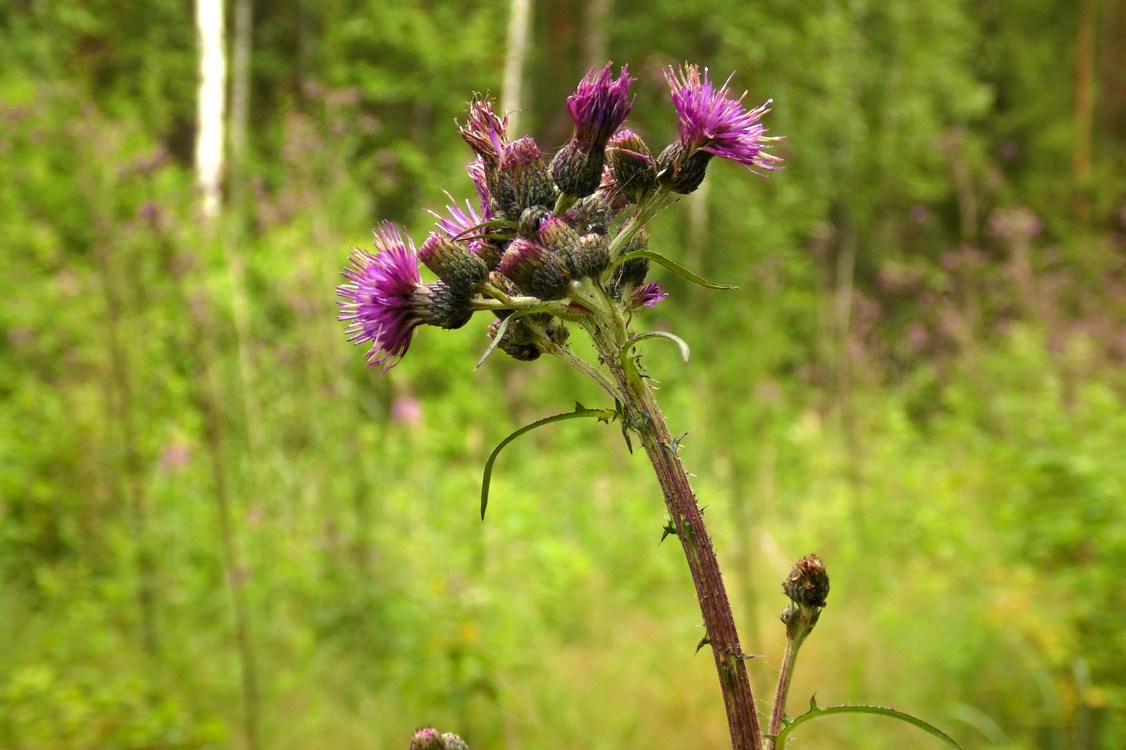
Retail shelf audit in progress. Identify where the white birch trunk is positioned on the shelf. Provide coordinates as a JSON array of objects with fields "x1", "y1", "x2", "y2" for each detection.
[
  {"x1": 502, "y1": 0, "x2": 533, "y2": 132},
  {"x1": 195, "y1": 0, "x2": 227, "y2": 221}
]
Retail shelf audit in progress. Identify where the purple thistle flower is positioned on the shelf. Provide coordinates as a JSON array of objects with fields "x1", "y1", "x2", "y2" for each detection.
[
  {"x1": 336, "y1": 223, "x2": 430, "y2": 373},
  {"x1": 632, "y1": 281, "x2": 668, "y2": 309},
  {"x1": 459, "y1": 97, "x2": 509, "y2": 165},
  {"x1": 429, "y1": 192, "x2": 488, "y2": 240},
  {"x1": 552, "y1": 64, "x2": 636, "y2": 199},
  {"x1": 467, "y1": 157, "x2": 491, "y2": 210},
  {"x1": 566, "y1": 63, "x2": 635, "y2": 149},
  {"x1": 665, "y1": 64, "x2": 782, "y2": 173}
]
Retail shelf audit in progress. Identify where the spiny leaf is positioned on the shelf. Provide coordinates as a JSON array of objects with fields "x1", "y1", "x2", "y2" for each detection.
[
  {"x1": 694, "y1": 635, "x2": 711, "y2": 654},
  {"x1": 607, "y1": 249, "x2": 738, "y2": 290},
  {"x1": 659, "y1": 519, "x2": 678, "y2": 545},
  {"x1": 480, "y1": 404, "x2": 616, "y2": 519}
]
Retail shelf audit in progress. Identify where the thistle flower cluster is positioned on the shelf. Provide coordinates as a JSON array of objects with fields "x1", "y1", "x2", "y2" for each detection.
[{"x1": 338, "y1": 62, "x2": 781, "y2": 371}]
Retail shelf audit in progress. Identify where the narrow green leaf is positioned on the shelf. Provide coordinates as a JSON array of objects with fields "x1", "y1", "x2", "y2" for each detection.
[
  {"x1": 481, "y1": 405, "x2": 617, "y2": 519},
  {"x1": 477, "y1": 315, "x2": 512, "y2": 368},
  {"x1": 774, "y1": 703, "x2": 964, "y2": 750},
  {"x1": 475, "y1": 307, "x2": 553, "y2": 368},
  {"x1": 607, "y1": 250, "x2": 738, "y2": 290},
  {"x1": 624, "y1": 331, "x2": 691, "y2": 362}
]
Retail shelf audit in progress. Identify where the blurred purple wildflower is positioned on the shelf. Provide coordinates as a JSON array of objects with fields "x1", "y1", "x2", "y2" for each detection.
[
  {"x1": 665, "y1": 64, "x2": 781, "y2": 173},
  {"x1": 566, "y1": 63, "x2": 635, "y2": 149},
  {"x1": 337, "y1": 223, "x2": 427, "y2": 372}
]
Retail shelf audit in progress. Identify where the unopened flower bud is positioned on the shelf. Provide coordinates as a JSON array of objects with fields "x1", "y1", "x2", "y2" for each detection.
[
  {"x1": 564, "y1": 191, "x2": 614, "y2": 236},
  {"x1": 492, "y1": 136, "x2": 556, "y2": 217},
  {"x1": 537, "y1": 216, "x2": 580, "y2": 271},
  {"x1": 489, "y1": 316, "x2": 543, "y2": 361},
  {"x1": 611, "y1": 227, "x2": 650, "y2": 293},
  {"x1": 440, "y1": 733, "x2": 469, "y2": 750},
  {"x1": 572, "y1": 233, "x2": 610, "y2": 279},
  {"x1": 498, "y1": 238, "x2": 571, "y2": 300},
  {"x1": 783, "y1": 554, "x2": 830, "y2": 611},
  {"x1": 518, "y1": 206, "x2": 552, "y2": 238},
  {"x1": 410, "y1": 727, "x2": 443, "y2": 750},
  {"x1": 419, "y1": 233, "x2": 489, "y2": 294},
  {"x1": 471, "y1": 238, "x2": 503, "y2": 270},
  {"x1": 608, "y1": 129, "x2": 658, "y2": 201}
]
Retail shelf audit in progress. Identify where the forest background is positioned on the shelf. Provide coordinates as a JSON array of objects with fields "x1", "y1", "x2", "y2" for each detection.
[{"x1": 2, "y1": 1, "x2": 1125, "y2": 749}]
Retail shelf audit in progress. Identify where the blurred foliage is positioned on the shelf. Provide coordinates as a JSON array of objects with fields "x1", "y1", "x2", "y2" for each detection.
[{"x1": 1, "y1": 0, "x2": 1125, "y2": 748}]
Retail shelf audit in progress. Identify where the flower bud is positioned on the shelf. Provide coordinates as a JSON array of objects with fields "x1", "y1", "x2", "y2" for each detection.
[
  {"x1": 610, "y1": 227, "x2": 650, "y2": 293},
  {"x1": 518, "y1": 205, "x2": 552, "y2": 238},
  {"x1": 440, "y1": 734, "x2": 469, "y2": 750},
  {"x1": 607, "y1": 129, "x2": 657, "y2": 201},
  {"x1": 470, "y1": 238, "x2": 503, "y2": 270},
  {"x1": 537, "y1": 215, "x2": 580, "y2": 272},
  {"x1": 572, "y1": 233, "x2": 610, "y2": 279},
  {"x1": 489, "y1": 316, "x2": 542, "y2": 361},
  {"x1": 410, "y1": 727, "x2": 443, "y2": 750},
  {"x1": 492, "y1": 136, "x2": 556, "y2": 217},
  {"x1": 782, "y1": 554, "x2": 830, "y2": 611},
  {"x1": 564, "y1": 191, "x2": 614, "y2": 236},
  {"x1": 419, "y1": 233, "x2": 489, "y2": 294},
  {"x1": 498, "y1": 238, "x2": 571, "y2": 300}
]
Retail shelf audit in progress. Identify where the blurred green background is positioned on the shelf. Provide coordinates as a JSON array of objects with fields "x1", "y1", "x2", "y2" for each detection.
[{"x1": 2, "y1": 1, "x2": 1125, "y2": 748}]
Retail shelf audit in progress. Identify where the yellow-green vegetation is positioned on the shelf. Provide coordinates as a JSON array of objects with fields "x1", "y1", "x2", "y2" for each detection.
[{"x1": 2, "y1": 1, "x2": 1124, "y2": 748}]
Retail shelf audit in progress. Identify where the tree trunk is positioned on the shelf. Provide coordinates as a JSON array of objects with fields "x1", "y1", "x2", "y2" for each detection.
[
  {"x1": 502, "y1": 0, "x2": 533, "y2": 132},
  {"x1": 195, "y1": 0, "x2": 227, "y2": 221}
]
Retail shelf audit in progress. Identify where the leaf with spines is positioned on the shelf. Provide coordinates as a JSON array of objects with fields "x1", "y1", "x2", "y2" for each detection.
[{"x1": 772, "y1": 700, "x2": 964, "y2": 750}]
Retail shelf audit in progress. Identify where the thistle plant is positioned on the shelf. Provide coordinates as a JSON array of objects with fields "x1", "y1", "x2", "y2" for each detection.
[{"x1": 339, "y1": 62, "x2": 961, "y2": 750}]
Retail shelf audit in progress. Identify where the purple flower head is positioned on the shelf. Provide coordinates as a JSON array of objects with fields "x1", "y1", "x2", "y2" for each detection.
[
  {"x1": 459, "y1": 97, "x2": 509, "y2": 165},
  {"x1": 337, "y1": 223, "x2": 429, "y2": 373},
  {"x1": 665, "y1": 64, "x2": 782, "y2": 173},
  {"x1": 494, "y1": 136, "x2": 555, "y2": 216},
  {"x1": 467, "y1": 157, "x2": 491, "y2": 209},
  {"x1": 429, "y1": 192, "x2": 488, "y2": 240},
  {"x1": 632, "y1": 281, "x2": 668, "y2": 309},
  {"x1": 566, "y1": 63, "x2": 636, "y2": 149}
]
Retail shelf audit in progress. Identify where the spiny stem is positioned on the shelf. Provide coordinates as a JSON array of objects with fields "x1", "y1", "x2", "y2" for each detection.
[{"x1": 588, "y1": 326, "x2": 763, "y2": 750}]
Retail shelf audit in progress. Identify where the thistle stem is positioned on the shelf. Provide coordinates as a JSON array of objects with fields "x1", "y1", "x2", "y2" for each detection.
[
  {"x1": 767, "y1": 630, "x2": 808, "y2": 749},
  {"x1": 589, "y1": 327, "x2": 763, "y2": 750}
]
